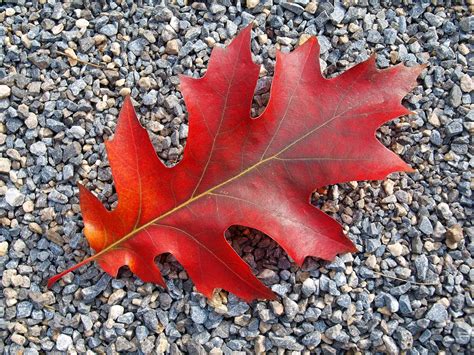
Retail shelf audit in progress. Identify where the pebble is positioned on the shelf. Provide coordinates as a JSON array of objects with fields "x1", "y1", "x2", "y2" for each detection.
[
  {"x1": 0, "y1": 157, "x2": 11, "y2": 173},
  {"x1": 56, "y1": 334, "x2": 73, "y2": 351},
  {"x1": 452, "y1": 322, "x2": 472, "y2": 345},
  {"x1": 128, "y1": 38, "x2": 148, "y2": 56},
  {"x1": 415, "y1": 254, "x2": 429, "y2": 281},
  {"x1": 6, "y1": 188, "x2": 25, "y2": 207},
  {"x1": 100, "y1": 24, "x2": 118, "y2": 37},
  {"x1": 325, "y1": 324, "x2": 349, "y2": 343},
  {"x1": 16, "y1": 301, "x2": 33, "y2": 318},
  {"x1": 0, "y1": 85, "x2": 11, "y2": 98},
  {"x1": 301, "y1": 278, "x2": 316, "y2": 297},
  {"x1": 399, "y1": 295, "x2": 413, "y2": 315},
  {"x1": 0, "y1": 242, "x2": 8, "y2": 256},
  {"x1": 190, "y1": 306, "x2": 208, "y2": 324},
  {"x1": 76, "y1": 18, "x2": 89, "y2": 29},
  {"x1": 30, "y1": 141, "x2": 47, "y2": 156},
  {"x1": 445, "y1": 121, "x2": 463, "y2": 137},
  {"x1": 383, "y1": 335, "x2": 399, "y2": 354},
  {"x1": 418, "y1": 216, "x2": 434, "y2": 235},
  {"x1": 460, "y1": 74, "x2": 472, "y2": 92},
  {"x1": 426, "y1": 303, "x2": 449, "y2": 323},
  {"x1": 166, "y1": 39, "x2": 180, "y2": 55},
  {"x1": 25, "y1": 113, "x2": 38, "y2": 129},
  {"x1": 69, "y1": 126, "x2": 86, "y2": 139},
  {"x1": 283, "y1": 297, "x2": 298, "y2": 320},
  {"x1": 387, "y1": 243, "x2": 403, "y2": 257},
  {"x1": 143, "y1": 90, "x2": 158, "y2": 106},
  {"x1": 69, "y1": 79, "x2": 87, "y2": 96},
  {"x1": 109, "y1": 305, "x2": 124, "y2": 320},
  {"x1": 446, "y1": 224, "x2": 464, "y2": 249}
]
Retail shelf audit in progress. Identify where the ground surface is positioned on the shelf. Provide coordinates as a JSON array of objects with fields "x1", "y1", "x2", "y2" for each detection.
[{"x1": 0, "y1": 0, "x2": 472, "y2": 354}]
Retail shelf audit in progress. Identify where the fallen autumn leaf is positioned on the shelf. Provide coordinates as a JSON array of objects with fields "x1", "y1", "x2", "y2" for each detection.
[{"x1": 48, "y1": 26, "x2": 424, "y2": 301}]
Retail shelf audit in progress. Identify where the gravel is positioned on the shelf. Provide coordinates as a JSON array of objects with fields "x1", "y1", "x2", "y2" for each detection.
[{"x1": 1, "y1": 1, "x2": 472, "y2": 354}]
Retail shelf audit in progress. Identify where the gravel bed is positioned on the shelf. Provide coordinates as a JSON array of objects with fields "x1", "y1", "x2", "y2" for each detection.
[{"x1": 0, "y1": 0, "x2": 472, "y2": 354}]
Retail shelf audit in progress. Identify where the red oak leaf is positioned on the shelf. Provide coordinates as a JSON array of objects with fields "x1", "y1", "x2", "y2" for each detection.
[{"x1": 48, "y1": 26, "x2": 424, "y2": 301}]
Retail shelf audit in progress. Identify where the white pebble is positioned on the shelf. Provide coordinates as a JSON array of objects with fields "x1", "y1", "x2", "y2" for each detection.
[
  {"x1": 0, "y1": 85, "x2": 11, "y2": 99},
  {"x1": 5, "y1": 188, "x2": 25, "y2": 207},
  {"x1": 0, "y1": 157, "x2": 11, "y2": 173},
  {"x1": 56, "y1": 334, "x2": 73, "y2": 351},
  {"x1": 30, "y1": 141, "x2": 47, "y2": 156},
  {"x1": 13, "y1": 239, "x2": 26, "y2": 253},
  {"x1": 109, "y1": 305, "x2": 125, "y2": 320},
  {"x1": 75, "y1": 18, "x2": 89, "y2": 29}
]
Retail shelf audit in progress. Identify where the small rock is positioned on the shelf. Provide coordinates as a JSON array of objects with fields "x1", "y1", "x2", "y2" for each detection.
[
  {"x1": 17, "y1": 301, "x2": 33, "y2": 318},
  {"x1": 11, "y1": 334, "x2": 26, "y2": 346},
  {"x1": 110, "y1": 42, "x2": 121, "y2": 56},
  {"x1": 76, "y1": 18, "x2": 89, "y2": 29},
  {"x1": 302, "y1": 278, "x2": 316, "y2": 297},
  {"x1": 446, "y1": 224, "x2": 464, "y2": 249},
  {"x1": 460, "y1": 74, "x2": 473, "y2": 92},
  {"x1": 367, "y1": 30, "x2": 382, "y2": 43},
  {"x1": 281, "y1": 2, "x2": 304, "y2": 15},
  {"x1": 418, "y1": 216, "x2": 433, "y2": 235},
  {"x1": 383, "y1": 335, "x2": 399, "y2": 355},
  {"x1": 449, "y1": 85, "x2": 462, "y2": 107},
  {"x1": 109, "y1": 305, "x2": 125, "y2": 321},
  {"x1": 0, "y1": 157, "x2": 11, "y2": 173},
  {"x1": 69, "y1": 126, "x2": 86, "y2": 139},
  {"x1": 25, "y1": 113, "x2": 38, "y2": 129},
  {"x1": 387, "y1": 243, "x2": 403, "y2": 257},
  {"x1": 246, "y1": 0, "x2": 259, "y2": 9},
  {"x1": 399, "y1": 295, "x2": 413, "y2": 315},
  {"x1": 0, "y1": 242, "x2": 8, "y2": 256},
  {"x1": 100, "y1": 24, "x2": 118, "y2": 37},
  {"x1": 69, "y1": 79, "x2": 87, "y2": 96},
  {"x1": 415, "y1": 254, "x2": 428, "y2": 281},
  {"x1": 428, "y1": 112, "x2": 440, "y2": 127},
  {"x1": 283, "y1": 297, "x2": 298, "y2": 320},
  {"x1": 209, "y1": 3, "x2": 226, "y2": 15},
  {"x1": 166, "y1": 39, "x2": 180, "y2": 55},
  {"x1": 270, "y1": 335, "x2": 303, "y2": 351},
  {"x1": 128, "y1": 38, "x2": 148, "y2": 56},
  {"x1": 384, "y1": 294, "x2": 399, "y2": 313},
  {"x1": 56, "y1": 334, "x2": 73, "y2": 351},
  {"x1": 23, "y1": 200, "x2": 34, "y2": 212},
  {"x1": 426, "y1": 303, "x2": 448, "y2": 323},
  {"x1": 0, "y1": 85, "x2": 11, "y2": 99},
  {"x1": 326, "y1": 324, "x2": 349, "y2": 342},
  {"x1": 190, "y1": 306, "x2": 207, "y2": 324},
  {"x1": 302, "y1": 331, "x2": 321, "y2": 347},
  {"x1": 13, "y1": 239, "x2": 26, "y2": 253},
  {"x1": 254, "y1": 335, "x2": 265, "y2": 353},
  {"x1": 305, "y1": 2, "x2": 317, "y2": 14},
  {"x1": 446, "y1": 121, "x2": 463, "y2": 137},
  {"x1": 395, "y1": 327, "x2": 413, "y2": 350},
  {"x1": 453, "y1": 321, "x2": 472, "y2": 345},
  {"x1": 143, "y1": 90, "x2": 158, "y2": 106},
  {"x1": 6, "y1": 188, "x2": 25, "y2": 207},
  {"x1": 382, "y1": 180, "x2": 395, "y2": 195}
]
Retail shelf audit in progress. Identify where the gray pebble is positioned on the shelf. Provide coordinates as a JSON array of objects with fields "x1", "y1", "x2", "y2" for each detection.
[
  {"x1": 452, "y1": 321, "x2": 472, "y2": 345},
  {"x1": 418, "y1": 216, "x2": 433, "y2": 235},
  {"x1": 426, "y1": 303, "x2": 448, "y2": 323},
  {"x1": 100, "y1": 24, "x2": 118, "y2": 37}
]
